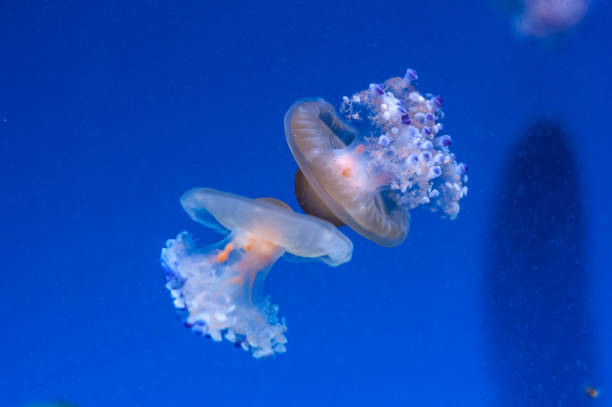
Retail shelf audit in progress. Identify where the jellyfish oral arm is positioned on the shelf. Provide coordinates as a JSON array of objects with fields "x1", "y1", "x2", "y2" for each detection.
[{"x1": 162, "y1": 231, "x2": 288, "y2": 358}]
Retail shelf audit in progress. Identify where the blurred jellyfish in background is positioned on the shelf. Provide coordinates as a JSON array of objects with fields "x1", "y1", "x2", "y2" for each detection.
[
  {"x1": 518, "y1": 0, "x2": 591, "y2": 37},
  {"x1": 285, "y1": 69, "x2": 467, "y2": 247},
  {"x1": 484, "y1": 119, "x2": 599, "y2": 406},
  {"x1": 500, "y1": 0, "x2": 591, "y2": 37},
  {"x1": 161, "y1": 188, "x2": 352, "y2": 358}
]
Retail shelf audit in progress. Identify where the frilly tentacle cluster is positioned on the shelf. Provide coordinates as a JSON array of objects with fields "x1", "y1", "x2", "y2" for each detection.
[
  {"x1": 340, "y1": 69, "x2": 468, "y2": 219},
  {"x1": 161, "y1": 232, "x2": 288, "y2": 358}
]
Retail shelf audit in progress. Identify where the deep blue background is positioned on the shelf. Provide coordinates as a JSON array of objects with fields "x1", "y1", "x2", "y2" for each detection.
[{"x1": 1, "y1": 1, "x2": 610, "y2": 406}]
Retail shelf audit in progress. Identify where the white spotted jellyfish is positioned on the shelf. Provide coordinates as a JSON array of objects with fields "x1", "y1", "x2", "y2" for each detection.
[
  {"x1": 161, "y1": 188, "x2": 353, "y2": 358},
  {"x1": 285, "y1": 69, "x2": 468, "y2": 247}
]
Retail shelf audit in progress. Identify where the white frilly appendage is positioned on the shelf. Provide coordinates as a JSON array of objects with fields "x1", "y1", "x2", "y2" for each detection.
[
  {"x1": 161, "y1": 232, "x2": 288, "y2": 358},
  {"x1": 340, "y1": 71, "x2": 468, "y2": 219}
]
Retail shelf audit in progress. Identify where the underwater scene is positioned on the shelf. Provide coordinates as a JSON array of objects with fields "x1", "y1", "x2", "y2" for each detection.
[{"x1": 1, "y1": 0, "x2": 610, "y2": 406}]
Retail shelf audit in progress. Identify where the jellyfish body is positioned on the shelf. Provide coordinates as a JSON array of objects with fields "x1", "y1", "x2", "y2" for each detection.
[
  {"x1": 161, "y1": 188, "x2": 353, "y2": 357},
  {"x1": 516, "y1": 0, "x2": 590, "y2": 37},
  {"x1": 494, "y1": 0, "x2": 590, "y2": 37},
  {"x1": 285, "y1": 71, "x2": 467, "y2": 247}
]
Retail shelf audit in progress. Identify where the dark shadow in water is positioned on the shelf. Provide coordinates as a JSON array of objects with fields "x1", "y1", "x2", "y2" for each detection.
[{"x1": 485, "y1": 119, "x2": 598, "y2": 405}]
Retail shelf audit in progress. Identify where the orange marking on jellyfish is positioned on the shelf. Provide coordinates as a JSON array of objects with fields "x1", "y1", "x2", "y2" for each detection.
[
  {"x1": 216, "y1": 252, "x2": 229, "y2": 263},
  {"x1": 216, "y1": 242, "x2": 235, "y2": 263},
  {"x1": 340, "y1": 167, "x2": 352, "y2": 178},
  {"x1": 355, "y1": 144, "x2": 365, "y2": 154}
]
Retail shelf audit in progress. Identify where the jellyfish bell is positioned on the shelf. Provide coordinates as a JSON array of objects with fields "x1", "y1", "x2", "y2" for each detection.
[
  {"x1": 286, "y1": 98, "x2": 409, "y2": 247},
  {"x1": 294, "y1": 168, "x2": 344, "y2": 227},
  {"x1": 285, "y1": 71, "x2": 468, "y2": 247},
  {"x1": 180, "y1": 188, "x2": 353, "y2": 266},
  {"x1": 287, "y1": 98, "x2": 360, "y2": 231},
  {"x1": 162, "y1": 188, "x2": 353, "y2": 358}
]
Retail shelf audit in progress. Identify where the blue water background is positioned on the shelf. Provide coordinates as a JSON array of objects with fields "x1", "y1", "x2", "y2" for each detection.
[{"x1": 1, "y1": 1, "x2": 610, "y2": 405}]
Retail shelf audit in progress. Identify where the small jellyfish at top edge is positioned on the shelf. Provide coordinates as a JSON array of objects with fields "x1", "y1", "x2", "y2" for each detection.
[{"x1": 498, "y1": 0, "x2": 591, "y2": 37}]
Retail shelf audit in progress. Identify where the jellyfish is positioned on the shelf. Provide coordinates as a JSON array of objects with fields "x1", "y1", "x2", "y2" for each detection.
[
  {"x1": 161, "y1": 188, "x2": 353, "y2": 358},
  {"x1": 500, "y1": 0, "x2": 591, "y2": 37},
  {"x1": 285, "y1": 69, "x2": 468, "y2": 247}
]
